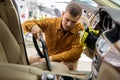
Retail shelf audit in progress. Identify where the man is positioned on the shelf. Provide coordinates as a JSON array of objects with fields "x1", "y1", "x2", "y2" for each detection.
[{"x1": 22, "y1": 2, "x2": 84, "y2": 70}]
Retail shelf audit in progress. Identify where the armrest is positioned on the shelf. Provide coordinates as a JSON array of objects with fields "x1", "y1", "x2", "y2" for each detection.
[{"x1": 0, "y1": 62, "x2": 44, "y2": 80}]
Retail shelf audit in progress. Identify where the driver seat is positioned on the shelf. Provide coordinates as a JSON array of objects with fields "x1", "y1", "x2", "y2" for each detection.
[{"x1": 0, "y1": 0, "x2": 70, "y2": 79}]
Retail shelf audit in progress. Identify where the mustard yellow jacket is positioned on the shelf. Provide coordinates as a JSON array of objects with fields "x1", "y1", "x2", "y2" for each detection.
[{"x1": 22, "y1": 17, "x2": 84, "y2": 62}]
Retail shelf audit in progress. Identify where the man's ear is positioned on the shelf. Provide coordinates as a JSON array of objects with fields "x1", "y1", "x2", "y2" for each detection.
[{"x1": 61, "y1": 11, "x2": 65, "y2": 17}]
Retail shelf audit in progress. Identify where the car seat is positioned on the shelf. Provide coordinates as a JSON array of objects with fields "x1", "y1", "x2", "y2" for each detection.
[{"x1": 0, "y1": 0, "x2": 70, "y2": 79}]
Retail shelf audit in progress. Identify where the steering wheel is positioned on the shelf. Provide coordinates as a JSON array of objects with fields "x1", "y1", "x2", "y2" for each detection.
[{"x1": 32, "y1": 35, "x2": 51, "y2": 71}]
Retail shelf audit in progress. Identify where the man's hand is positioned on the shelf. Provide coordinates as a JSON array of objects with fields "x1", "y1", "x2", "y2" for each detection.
[
  {"x1": 38, "y1": 56, "x2": 52, "y2": 62},
  {"x1": 31, "y1": 25, "x2": 42, "y2": 39},
  {"x1": 29, "y1": 54, "x2": 52, "y2": 64},
  {"x1": 28, "y1": 54, "x2": 41, "y2": 64}
]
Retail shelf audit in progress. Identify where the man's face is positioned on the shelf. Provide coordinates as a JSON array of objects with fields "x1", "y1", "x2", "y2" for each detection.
[{"x1": 61, "y1": 11, "x2": 80, "y2": 32}]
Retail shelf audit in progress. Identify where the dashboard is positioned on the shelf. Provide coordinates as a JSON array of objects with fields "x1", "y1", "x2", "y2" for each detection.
[
  {"x1": 79, "y1": 3, "x2": 99, "y2": 29},
  {"x1": 96, "y1": 35, "x2": 111, "y2": 56}
]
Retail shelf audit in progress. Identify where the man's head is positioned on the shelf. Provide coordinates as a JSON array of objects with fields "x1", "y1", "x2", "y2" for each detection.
[{"x1": 62, "y1": 2, "x2": 82, "y2": 32}]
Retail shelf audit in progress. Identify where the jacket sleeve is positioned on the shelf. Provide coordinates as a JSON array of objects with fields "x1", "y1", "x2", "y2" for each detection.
[
  {"x1": 22, "y1": 20, "x2": 38, "y2": 32},
  {"x1": 52, "y1": 34, "x2": 83, "y2": 62},
  {"x1": 22, "y1": 19, "x2": 50, "y2": 32}
]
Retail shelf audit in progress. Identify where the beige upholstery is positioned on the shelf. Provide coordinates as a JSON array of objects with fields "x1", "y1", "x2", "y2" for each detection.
[
  {"x1": 97, "y1": 61, "x2": 120, "y2": 80},
  {"x1": 31, "y1": 61, "x2": 70, "y2": 74},
  {"x1": 0, "y1": 0, "x2": 70, "y2": 79},
  {"x1": 0, "y1": 17, "x2": 41, "y2": 80},
  {"x1": 0, "y1": 42, "x2": 8, "y2": 62},
  {"x1": 114, "y1": 40, "x2": 120, "y2": 52},
  {"x1": 0, "y1": 0, "x2": 29, "y2": 64},
  {"x1": 0, "y1": 18, "x2": 21, "y2": 63},
  {"x1": 0, "y1": 62, "x2": 43, "y2": 80},
  {"x1": 0, "y1": 68, "x2": 37, "y2": 80}
]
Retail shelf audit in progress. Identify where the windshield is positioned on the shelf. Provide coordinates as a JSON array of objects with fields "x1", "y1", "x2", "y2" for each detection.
[
  {"x1": 71, "y1": 0, "x2": 98, "y2": 7},
  {"x1": 110, "y1": 0, "x2": 120, "y2": 7}
]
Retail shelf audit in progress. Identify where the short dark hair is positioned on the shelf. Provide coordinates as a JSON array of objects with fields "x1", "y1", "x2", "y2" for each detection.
[{"x1": 65, "y1": 2, "x2": 82, "y2": 17}]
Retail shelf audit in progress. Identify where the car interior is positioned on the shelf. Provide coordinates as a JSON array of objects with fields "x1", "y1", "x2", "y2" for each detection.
[
  {"x1": 89, "y1": 6, "x2": 120, "y2": 80},
  {"x1": 0, "y1": 0, "x2": 120, "y2": 80},
  {"x1": 0, "y1": 0, "x2": 71, "y2": 80}
]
